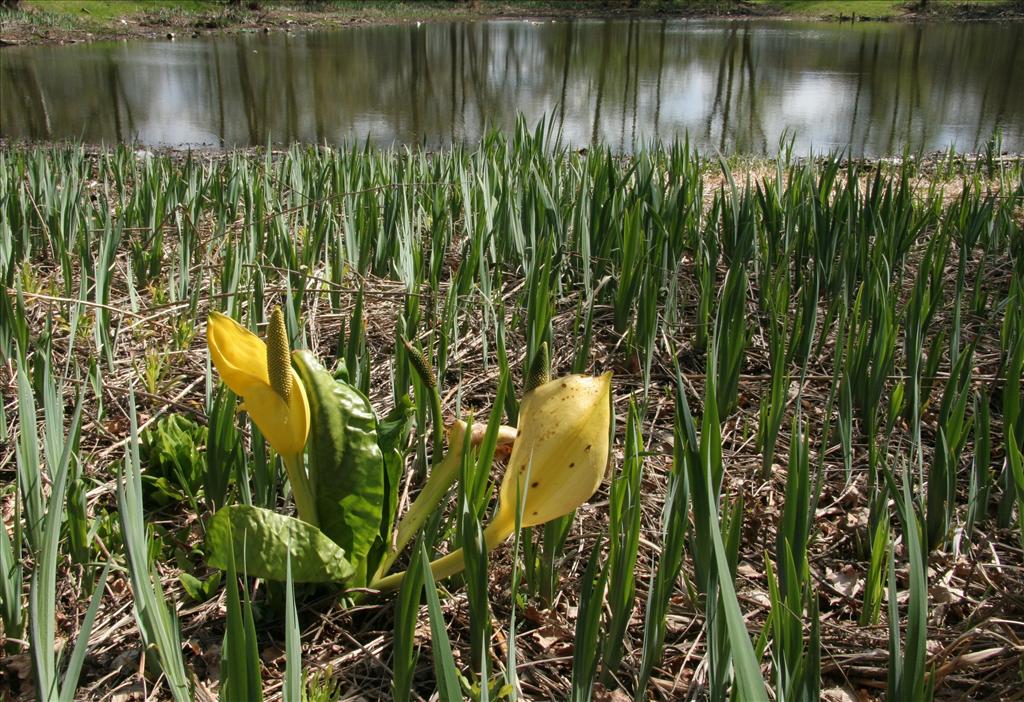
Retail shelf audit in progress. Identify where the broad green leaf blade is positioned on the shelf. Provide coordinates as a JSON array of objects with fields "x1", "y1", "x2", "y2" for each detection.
[
  {"x1": 293, "y1": 350, "x2": 385, "y2": 586},
  {"x1": 708, "y1": 494, "x2": 767, "y2": 701},
  {"x1": 31, "y1": 390, "x2": 83, "y2": 701},
  {"x1": 1007, "y1": 427, "x2": 1024, "y2": 551},
  {"x1": 601, "y1": 399, "x2": 643, "y2": 683},
  {"x1": 119, "y1": 393, "x2": 193, "y2": 702},
  {"x1": 206, "y1": 505, "x2": 354, "y2": 583},
  {"x1": 571, "y1": 542, "x2": 608, "y2": 702},
  {"x1": 0, "y1": 486, "x2": 23, "y2": 645}
]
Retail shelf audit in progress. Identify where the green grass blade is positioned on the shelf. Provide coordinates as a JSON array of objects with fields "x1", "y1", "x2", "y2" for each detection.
[
  {"x1": 420, "y1": 540, "x2": 463, "y2": 701},
  {"x1": 392, "y1": 537, "x2": 426, "y2": 702},
  {"x1": 283, "y1": 551, "x2": 302, "y2": 702},
  {"x1": 117, "y1": 392, "x2": 193, "y2": 702},
  {"x1": 58, "y1": 562, "x2": 111, "y2": 702},
  {"x1": 29, "y1": 391, "x2": 83, "y2": 700}
]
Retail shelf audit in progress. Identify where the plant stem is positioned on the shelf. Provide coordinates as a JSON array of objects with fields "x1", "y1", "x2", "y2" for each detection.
[
  {"x1": 372, "y1": 517, "x2": 513, "y2": 592},
  {"x1": 282, "y1": 452, "x2": 318, "y2": 528},
  {"x1": 370, "y1": 433, "x2": 465, "y2": 584}
]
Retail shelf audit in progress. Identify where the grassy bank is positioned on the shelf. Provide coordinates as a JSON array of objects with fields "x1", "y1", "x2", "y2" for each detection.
[
  {"x1": 1, "y1": 127, "x2": 1023, "y2": 700},
  {"x1": 2, "y1": 0, "x2": 1023, "y2": 45}
]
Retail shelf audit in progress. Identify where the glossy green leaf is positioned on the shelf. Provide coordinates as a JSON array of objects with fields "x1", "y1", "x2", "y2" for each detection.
[
  {"x1": 206, "y1": 505, "x2": 354, "y2": 584},
  {"x1": 293, "y1": 350, "x2": 385, "y2": 586}
]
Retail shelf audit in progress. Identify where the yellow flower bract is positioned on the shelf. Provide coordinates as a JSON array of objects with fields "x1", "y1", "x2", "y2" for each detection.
[
  {"x1": 207, "y1": 311, "x2": 310, "y2": 456},
  {"x1": 494, "y1": 371, "x2": 613, "y2": 533},
  {"x1": 370, "y1": 370, "x2": 613, "y2": 591}
]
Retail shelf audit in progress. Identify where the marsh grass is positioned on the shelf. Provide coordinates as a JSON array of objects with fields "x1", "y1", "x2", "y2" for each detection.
[{"x1": 1, "y1": 128, "x2": 1023, "y2": 699}]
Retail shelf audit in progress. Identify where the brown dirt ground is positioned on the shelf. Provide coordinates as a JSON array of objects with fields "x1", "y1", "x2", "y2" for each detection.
[{"x1": 0, "y1": 147, "x2": 1021, "y2": 700}]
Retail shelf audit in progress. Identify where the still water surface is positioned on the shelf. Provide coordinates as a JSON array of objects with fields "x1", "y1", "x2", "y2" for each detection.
[{"x1": 1, "y1": 19, "x2": 1022, "y2": 155}]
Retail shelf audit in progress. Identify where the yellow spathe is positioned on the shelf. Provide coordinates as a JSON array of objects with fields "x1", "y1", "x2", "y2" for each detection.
[
  {"x1": 372, "y1": 371, "x2": 612, "y2": 590},
  {"x1": 207, "y1": 311, "x2": 310, "y2": 456},
  {"x1": 492, "y1": 371, "x2": 613, "y2": 534}
]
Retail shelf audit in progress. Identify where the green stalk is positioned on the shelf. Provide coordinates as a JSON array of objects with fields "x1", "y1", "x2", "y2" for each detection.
[
  {"x1": 372, "y1": 515, "x2": 514, "y2": 592},
  {"x1": 420, "y1": 542, "x2": 463, "y2": 701},
  {"x1": 370, "y1": 439, "x2": 465, "y2": 585},
  {"x1": 965, "y1": 390, "x2": 991, "y2": 539},
  {"x1": 635, "y1": 399, "x2": 689, "y2": 698},
  {"x1": 281, "y1": 452, "x2": 318, "y2": 529},
  {"x1": 1008, "y1": 427, "x2": 1024, "y2": 550},
  {"x1": 283, "y1": 553, "x2": 301, "y2": 702},
  {"x1": 859, "y1": 489, "x2": 891, "y2": 626},
  {"x1": 391, "y1": 536, "x2": 426, "y2": 702}
]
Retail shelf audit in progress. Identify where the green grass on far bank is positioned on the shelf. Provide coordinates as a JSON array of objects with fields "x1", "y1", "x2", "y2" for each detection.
[
  {"x1": 753, "y1": 0, "x2": 1021, "y2": 19},
  {"x1": 1, "y1": 0, "x2": 1022, "y2": 48},
  {"x1": 751, "y1": 0, "x2": 907, "y2": 18},
  {"x1": 17, "y1": 0, "x2": 218, "y2": 22},
  {"x1": 8, "y1": 0, "x2": 1024, "y2": 28},
  {"x1": 3, "y1": 0, "x2": 226, "y2": 32},
  {"x1": 23, "y1": 0, "x2": 214, "y2": 15}
]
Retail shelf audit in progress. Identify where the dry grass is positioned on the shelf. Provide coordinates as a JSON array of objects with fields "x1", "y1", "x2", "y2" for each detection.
[{"x1": 1, "y1": 144, "x2": 1023, "y2": 701}]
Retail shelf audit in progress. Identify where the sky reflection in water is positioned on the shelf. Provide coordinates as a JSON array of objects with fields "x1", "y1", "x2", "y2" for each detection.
[{"x1": 1, "y1": 19, "x2": 1022, "y2": 155}]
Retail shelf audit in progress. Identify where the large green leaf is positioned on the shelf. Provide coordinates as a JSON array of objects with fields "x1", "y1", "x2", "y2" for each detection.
[
  {"x1": 293, "y1": 350, "x2": 385, "y2": 586},
  {"x1": 206, "y1": 505, "x2": 354, "y2": 583}
]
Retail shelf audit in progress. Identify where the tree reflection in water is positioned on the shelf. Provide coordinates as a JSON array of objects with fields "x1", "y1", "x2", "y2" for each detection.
[{"x1": 1, "y1": 20, "x2": 1021, "y2": 155}]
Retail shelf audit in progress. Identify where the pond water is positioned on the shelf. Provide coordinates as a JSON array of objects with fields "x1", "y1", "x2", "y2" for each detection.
[{"x1": 1, "y1": 19, "x2": 1022, "y2": 155}]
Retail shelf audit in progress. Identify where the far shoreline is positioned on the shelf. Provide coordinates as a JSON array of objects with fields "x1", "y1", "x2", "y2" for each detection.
[
  {"x1": 2, "y1": 137, "x2": 1022, "y2": 171},
  {"x1": 2, "y1": 0, "x2": 1023, "y2": 48}
]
